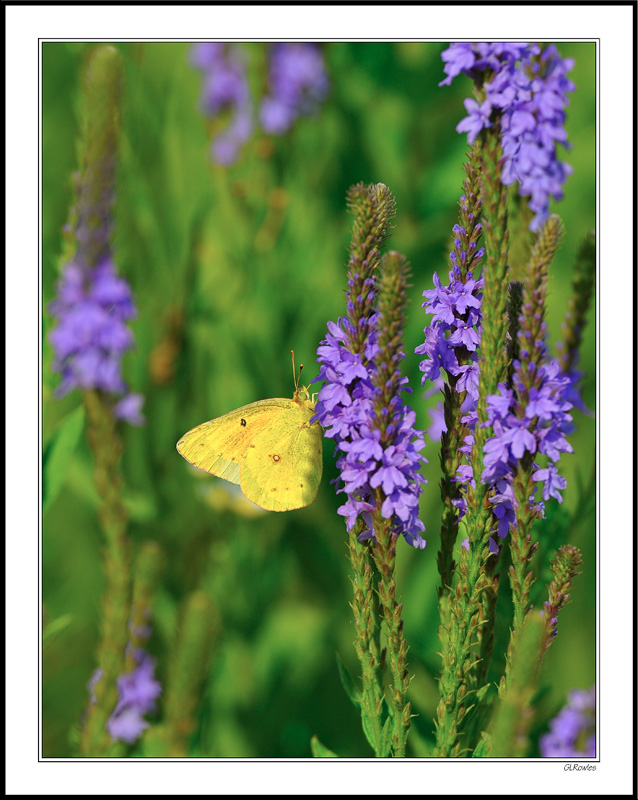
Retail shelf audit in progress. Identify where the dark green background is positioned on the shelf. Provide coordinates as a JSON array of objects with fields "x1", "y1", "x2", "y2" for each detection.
[{"x1": 42, "y1": 42, "x2": 596, "y2": 758}]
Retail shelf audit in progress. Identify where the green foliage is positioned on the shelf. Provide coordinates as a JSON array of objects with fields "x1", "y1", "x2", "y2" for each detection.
[
  {"x1": 42, "y1": 42, "x2": 595, "y2": 758},
  {"x1": 310, "y1": 735, "x2": 339, "y2": 758},
  {"x1": 472, "y1": 731, "x2": 492, "y2": 758},
  {"x1": 336, "y1": 651, "x2": 361, "y2": 709},
  {"x1": 43, "y1": 404, "x2": 86, "y2": 515}
]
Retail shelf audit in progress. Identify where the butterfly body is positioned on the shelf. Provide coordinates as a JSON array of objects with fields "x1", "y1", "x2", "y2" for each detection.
[{"x1": 176, "y1": 386, "x2": 322, "y2": 511}]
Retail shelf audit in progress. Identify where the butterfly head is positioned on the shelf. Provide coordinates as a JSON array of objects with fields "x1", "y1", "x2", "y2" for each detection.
[
  {"x1": 291, "y1": 351, "x2": 317, "y2": 409},
  {"x1": 294, "y1": 384, "x2": 315, "y2": 405}
]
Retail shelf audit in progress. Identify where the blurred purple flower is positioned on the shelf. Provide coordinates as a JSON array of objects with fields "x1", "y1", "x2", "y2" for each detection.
[
  {"x1": 190, "y1": 42, "x2": 330, "y2": 165},
  {"x1": 89, "y1": 647, "x2": 161, "y2": 746},
  {"x1": 427, "y1": 400, "x2": 446, "y2": 443},
  {"x1": 540, "y1": 686, "x2": 596, "y2": 758},
  {"x1": 189, "y1": 42, "x2": 254, "y2": 166},
  {"x1": 48, "y1": 47, "x2": 144, "y2": 424},
  {"x1": 260, "y1": 43, "x2": 330, "y2": 135}
]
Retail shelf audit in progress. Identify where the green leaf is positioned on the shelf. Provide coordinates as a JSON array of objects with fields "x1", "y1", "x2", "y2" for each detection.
[
  {"x1": 310, "y1": 735, "x2": 339, "y2": 758},
  {"x1": 379, "y1": 716, "x2": 393, "y2": 758},
  {"x1": 42, "y1": 613, "x2": 72, "y2": 645},
  {"x1": 335, "y1": 651, "x2": 361, "y2": 708},
  {"x1": 42, "y1": 405, "x2": 86, "y2": 515},
  {"x1": 472, "y1": 731, "x2": 492, "y2": 757},
  {"x1": 361, "y1": 711, "x2": 378, "y2": 755}
]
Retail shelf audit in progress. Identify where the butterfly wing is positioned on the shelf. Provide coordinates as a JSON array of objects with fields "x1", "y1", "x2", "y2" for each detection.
[
  {"x1": 176, "y1": 400, "x2": 289, "y2": 484},
  {"x1": 240, "y1": 402, "x2": 323, "y2": 511}
]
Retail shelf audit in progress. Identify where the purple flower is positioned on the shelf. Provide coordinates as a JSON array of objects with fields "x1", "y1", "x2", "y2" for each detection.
[
  {"x1": 418, "y1": 206, "x2": 576, "y2": 541},
  {"x1": 456, "y1": 97, "x2": 492, "y2": 144},
  {"x1": 416, "y1": 266, "x2": 484, "y2": 388},
  {"x1": 109, "y1": 649, "x2": 161, "y2": 745},
  {"x1": 532, "y1": 462, "x2": 567, "y2": 503},
  {"x1": 441, "y1": 42, "x2": 575, "y2": 230},
  {"x1": 189, "y1": 43, "x2": 254, "y2": 166},
  {"x1": 48, "y1": 48, "x2": 144, "y2": 424},
  {"x1": 315, "y1": 225, "x2": 426, "y2": 551},
  {"x1": 439, "y1": 42, "x2": 534, "y2": 87},
  {"x1": 482, "y1": 358, "x2": 574, "y2": 503},
  {"x1": 114, "y1": 393, "x2": 146, "y2": 426},
  {"x1": 260, "y1": 43, "x2": 329, "y2": 135},
  {"x1": 48, "y1": 258, "x2": 145, "y2": 424},
  {"x1": 315, "y1": 316, "x2": 426, "y2": 549},
  {"x1": 539, "y1": 686, "x2": 596, "y2": 758},
  {"x1": 427, "y1": 400, "x2": 446, "y2": 442},
  {"x1": 416, "y1": 186, "x2": 486, "y2": 532},
  {"x1": 87, "y1": 647, "x2": 161, "y2": 746}
]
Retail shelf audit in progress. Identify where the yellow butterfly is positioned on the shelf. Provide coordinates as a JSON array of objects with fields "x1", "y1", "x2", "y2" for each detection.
[{"x1": 176, "y1": 354, "x2": 323, "y2": 512}]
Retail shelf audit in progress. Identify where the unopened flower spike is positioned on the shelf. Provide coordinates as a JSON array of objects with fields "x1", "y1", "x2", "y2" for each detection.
[{"x1": 556, "y1": 230, "x2": 596, "y2": 414}]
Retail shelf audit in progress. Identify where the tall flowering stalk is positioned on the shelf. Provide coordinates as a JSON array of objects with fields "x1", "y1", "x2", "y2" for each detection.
[
  {"x1": 427, "y1": 109, "x2": 511, "y2": 762},
  {"x1": 314, "y1": 183, "x2": 425, "y2": 757},
  {"x1": 416, "y1": 149, "x2": 485, "y2": 599},
  {"x1": 46, "y1": 45, "x2": 143, "y2": 756},
  {"x1": 493, "y1": 218, "x2": 567, "y2": 681},
  {"x1": 421, "y1": 41, "x2": 582, "y2": 757}
]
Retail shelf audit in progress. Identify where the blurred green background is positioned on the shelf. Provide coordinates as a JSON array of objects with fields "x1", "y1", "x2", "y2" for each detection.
[{"x1": 42, "y1": 42, "x2": 596, "y2": 758}]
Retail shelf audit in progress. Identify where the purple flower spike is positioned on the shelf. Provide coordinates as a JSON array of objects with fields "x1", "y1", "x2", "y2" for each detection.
[
  {"x1": 441, "y1": 42, "x2": 575, "y2": 230},
  {"x1": 48, "y1": 47, "x2": 144, "y2": 423},
  {"x1": 315, "y1": 194, "x2": 426, "y2": 550},
  {"x1": 48, "y1": 258, "x2": 144, "y2": 424},
  {"x1": 315, "y1": 312, "x2": 426, "y2": 550}
]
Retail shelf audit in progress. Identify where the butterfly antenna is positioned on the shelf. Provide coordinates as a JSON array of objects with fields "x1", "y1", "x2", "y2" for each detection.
[{"x1": 291, "y1": 350, "x2": 304, "y2": 392}]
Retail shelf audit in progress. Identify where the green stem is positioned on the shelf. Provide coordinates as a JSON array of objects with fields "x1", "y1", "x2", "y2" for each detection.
[
  {"x1": 490, "y1": 612, "x2": 545, "y2": 757},
  {"x1": 79, "y1": 390, "x2": 131, "y2": 757},
  {"x1": 349, "y1": 529, "x2": 385, "y2": 756},
  {"x1": 161, "y1": 591, "x2": 219, "y2": 757},
  {"x1": 370, "y1": 522, "x2": 410, "y2": 757}
]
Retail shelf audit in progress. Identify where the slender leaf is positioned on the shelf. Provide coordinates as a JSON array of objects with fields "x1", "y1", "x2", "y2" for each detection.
[
  {"x1": 310, "y1": 736, "x2": 339, "y2": 758},
  {"x1": 42, "y1": 405, "x2": 85, "y2": 515},
  {"x1": 336, "y1": 651, "x2": 361, "y2": 708}
]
